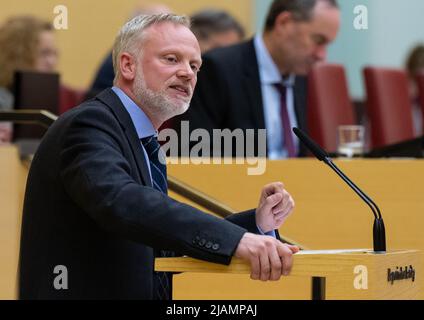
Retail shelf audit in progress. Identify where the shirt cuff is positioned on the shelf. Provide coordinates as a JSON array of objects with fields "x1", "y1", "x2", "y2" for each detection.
[{"x1": 257, "y1": 225, "x2": 277, "y2": 238}]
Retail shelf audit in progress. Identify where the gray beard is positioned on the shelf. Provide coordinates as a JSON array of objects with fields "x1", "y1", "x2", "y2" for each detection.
[{"x1": 132, "y1": 72, "x2": 190, "y2": 123}]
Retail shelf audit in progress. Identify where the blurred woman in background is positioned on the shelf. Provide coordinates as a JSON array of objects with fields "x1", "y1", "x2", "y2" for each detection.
[
  {"x1": 0, "y1": 16, "x2": 83, "y2": 144},
  {"x1": 0, "y1": 16, "x2": 59, "y2": 143},
  {"x1": 0, "y1": 16, "x2": 58, "y2": 106}
]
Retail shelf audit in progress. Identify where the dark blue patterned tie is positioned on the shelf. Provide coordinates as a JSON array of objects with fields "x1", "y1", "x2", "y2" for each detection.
[
  {"x1": 141, "y1": 136, "x2": 168, "y2": 194},
  {"x1": 141, "y1": 135, "x2": 172, "y2": 300}
]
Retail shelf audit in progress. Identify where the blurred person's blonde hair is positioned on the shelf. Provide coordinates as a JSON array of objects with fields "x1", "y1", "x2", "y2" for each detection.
[
  {"x1": 0, "y1": 16, "x2": 53, "y2": 88},
  {"x1": 112, "y1": 13, "x2": 190, "y2": 84}
]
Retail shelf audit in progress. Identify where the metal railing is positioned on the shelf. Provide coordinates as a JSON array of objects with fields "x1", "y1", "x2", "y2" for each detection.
[{"x1": 0, "y1": 110, "x2": 57, "y2": 128}]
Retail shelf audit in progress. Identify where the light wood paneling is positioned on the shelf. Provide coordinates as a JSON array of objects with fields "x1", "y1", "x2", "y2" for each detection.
[
  {"x1": 0, "y1": 146, "x2": 27, "y2": 299},
  {"x1": 167, "y1": 159, "x2": 424, "y2": 299},
  {"x1": 2, "y1": 146, "x2": 423, "y2": 299}
]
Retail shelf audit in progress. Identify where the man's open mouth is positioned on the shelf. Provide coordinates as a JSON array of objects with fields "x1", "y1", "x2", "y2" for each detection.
[{"x1": 169, "y1": 85, "x2": 190, "y2": 96}]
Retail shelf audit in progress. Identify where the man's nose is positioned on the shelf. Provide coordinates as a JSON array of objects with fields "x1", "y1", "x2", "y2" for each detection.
[
  {"x1": 176, "y1": 63, "x2": 195, "y2": 79},
  {"x1": 315, "y1": 46, "x2": 327, "y2": 62}
]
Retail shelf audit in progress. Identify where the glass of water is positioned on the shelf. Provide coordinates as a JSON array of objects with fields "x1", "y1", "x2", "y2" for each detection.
[{"x1": 337, "y1": 125, "x2": 365, "y2": 158}]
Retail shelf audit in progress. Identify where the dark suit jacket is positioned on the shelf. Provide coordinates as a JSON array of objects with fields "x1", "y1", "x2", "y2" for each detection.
[
  {"x1": 18, "y1": 88, "x2": 265, "y2": 300},
  {"x1": 172, "y1": 39, "x2": 308, "y2": 157}
]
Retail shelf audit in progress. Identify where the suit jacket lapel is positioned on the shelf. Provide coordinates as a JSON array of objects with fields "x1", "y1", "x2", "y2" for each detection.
[
  {"x1": 242, "y1": 40, "x2": 266, "y2": 129},
  {"x1": 96, "y1": 89, "x2": 153, "y2": 187}
]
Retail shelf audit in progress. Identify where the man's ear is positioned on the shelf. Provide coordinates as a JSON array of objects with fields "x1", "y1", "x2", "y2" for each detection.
[
  {"x1": 274, "y1": 11, "x2": 295, "y2": 32},
  {"x1": 119, "y1": 52, "x2": 136, "y2": 81}
]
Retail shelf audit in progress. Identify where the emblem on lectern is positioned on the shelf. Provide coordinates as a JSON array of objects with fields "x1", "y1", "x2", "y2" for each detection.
[{"x1": 387, "y1": 265, "x2": 416, "y2": 285}]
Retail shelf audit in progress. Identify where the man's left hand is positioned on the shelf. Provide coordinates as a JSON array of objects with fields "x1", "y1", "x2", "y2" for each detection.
[{"x1": 255, "y1": 182, "x2": 295, "y2": 234}]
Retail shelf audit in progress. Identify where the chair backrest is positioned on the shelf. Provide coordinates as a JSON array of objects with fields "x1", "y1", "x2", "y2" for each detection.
[
  {"x1": 307, "y1": 63, "x2": 356, "y2": 152},
  {"x1": 12, "y1": 71, "x2": 59, "y2": 140},
  {"x1": 59, "y1": 85, "x2": 86, "y2": 114},
  {"x1": 363, "y1": 66, "x2": 415, "y2": 148},
  {"x1": 415, "y1": 72, "x2": 424, "y2": 132}
]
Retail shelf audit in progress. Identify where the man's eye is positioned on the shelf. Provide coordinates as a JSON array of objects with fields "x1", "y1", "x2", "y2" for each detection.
[
  {"x1": 191, "y1": 65, "x2": 199, "y2": 72},
  {"x1": 166, "y1": 56, "x2": 177, "y2": 63},
  {"x1": 312, "y1": 35, "x2": 326, "y2": 45}
]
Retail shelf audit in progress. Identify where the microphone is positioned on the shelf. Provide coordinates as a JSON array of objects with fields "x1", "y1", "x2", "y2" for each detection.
[{"x1": 292, "y1": 127, "x2": 386, "y2": 253}]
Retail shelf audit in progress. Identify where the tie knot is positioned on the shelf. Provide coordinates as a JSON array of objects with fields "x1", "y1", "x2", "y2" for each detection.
[
  {"x1": 141, "y1": 135, "x2": 168, "y2": 194},
  {"x1": 141, "y1": 135, "x2": 160, "y2": 155},
  {"x1": 273, "y1": 83, "x2": 287, "y2": 97},
  {"x1": 141, "y1": 135, "x2": 166, "y2": 168}
]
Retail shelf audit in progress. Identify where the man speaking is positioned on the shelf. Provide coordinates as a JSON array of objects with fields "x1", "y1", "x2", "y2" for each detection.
[{"x1": 19, "y1": 14, "x2": 298, "y2": 300}]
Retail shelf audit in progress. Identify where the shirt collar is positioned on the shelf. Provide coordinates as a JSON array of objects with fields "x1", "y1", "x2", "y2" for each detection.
[
  {"x1": 112, "y1": 86, "x2": 157, "y2": 139},
  {"x1": 254, "y1": 34, "x2": 295, "y2": 87}
]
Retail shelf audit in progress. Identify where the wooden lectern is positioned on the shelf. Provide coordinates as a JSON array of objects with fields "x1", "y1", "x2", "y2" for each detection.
[{"x1": 156, "y1": 249, "x2": 420, "y2": 300}]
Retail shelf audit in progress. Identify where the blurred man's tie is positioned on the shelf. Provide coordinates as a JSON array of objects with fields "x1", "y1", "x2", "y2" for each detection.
[{"x1": 274, "y1": 83, "x2": 296, "y2": 158}]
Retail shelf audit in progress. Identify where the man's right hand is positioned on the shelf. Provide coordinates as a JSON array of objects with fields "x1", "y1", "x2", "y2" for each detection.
[{"x1": 234, "y1": 232, "x2": 299, "y2": 281}]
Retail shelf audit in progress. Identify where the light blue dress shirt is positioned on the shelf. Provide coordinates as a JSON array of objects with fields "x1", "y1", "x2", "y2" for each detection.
[
  {"x1": 112, "y1": 86, "x2": 156, "y2": 184},
  {"x1": 254, "y1": 35, "x2": 299, "y2": 159}
]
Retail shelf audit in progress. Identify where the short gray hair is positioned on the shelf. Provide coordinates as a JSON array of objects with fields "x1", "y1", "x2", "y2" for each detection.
[{"x1": 112, "y1": 14, "x2": 190, "y2": 83}]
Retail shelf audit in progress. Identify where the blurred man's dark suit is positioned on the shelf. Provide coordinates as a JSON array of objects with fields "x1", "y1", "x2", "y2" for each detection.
[
  {"x1": 171, "y1": 39, "x2": 308, "y2": 157},
  {"x1": 19, "y1": 88, "x2": 264, "y2": 299}
]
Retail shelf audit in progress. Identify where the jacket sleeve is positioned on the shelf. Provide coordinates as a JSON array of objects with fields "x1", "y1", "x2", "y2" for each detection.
[{"x1": 58, "y1": 107, "x2": 247, "y2": 265}]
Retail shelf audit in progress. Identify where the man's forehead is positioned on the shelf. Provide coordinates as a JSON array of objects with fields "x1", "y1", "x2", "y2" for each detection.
[
  {"x1": 310, "y1": 3, "x2": 340, "y2": 23},
  {"x1": 145, "y1": 21, "x2": 194, "y2": 42},
  {"x1": 306, "y1": 4, "x2": 340, "y2": 37},
  {"x1": 143, "y1": 22, "x2": 201, "y2": 57}
]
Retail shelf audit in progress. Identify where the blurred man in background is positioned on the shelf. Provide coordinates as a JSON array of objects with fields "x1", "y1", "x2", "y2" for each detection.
[
  {"x1": 405, "y1": 44, "x2": 424, "y2": 135},
  {"x1": 190, "y1": 9, "x2": 245, "y2": 53},
  {"x1": 172, "y1": 0, "x2": 340, "y2": 158}
]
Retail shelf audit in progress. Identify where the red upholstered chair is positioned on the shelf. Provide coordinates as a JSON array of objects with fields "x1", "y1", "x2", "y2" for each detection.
[
  {"x1": 416, "y1": 72, "x2": 424, "y2": 131},
  {"x1": 59, "y1": 85, "x2": 86, "y2": 114},
  {"x1": 307, "y1": 63, "x2": 356, "y2": 153},
  {"x1": 363, "y1": 67, "x2": 415, "y2": 148}
]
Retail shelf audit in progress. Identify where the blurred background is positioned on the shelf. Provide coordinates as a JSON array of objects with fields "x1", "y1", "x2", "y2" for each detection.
[
  {"x1": 1, "y1": 0, "x2": 423, "y2": 100},
  {"x1": 1, "y1": 0, "x2": 424, "y2": 300}
]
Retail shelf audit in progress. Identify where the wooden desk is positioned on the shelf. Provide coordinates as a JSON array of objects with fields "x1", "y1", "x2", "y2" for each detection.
[
  {"x1": 157, "y1": 249, "x2": 421, "y2": 300},
  {"x1": 1, "y1": 146, "x2": 423, "y2": 299},
  {"x1": 167, "y1": 158, "x2": 424, "y2": 299}
]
